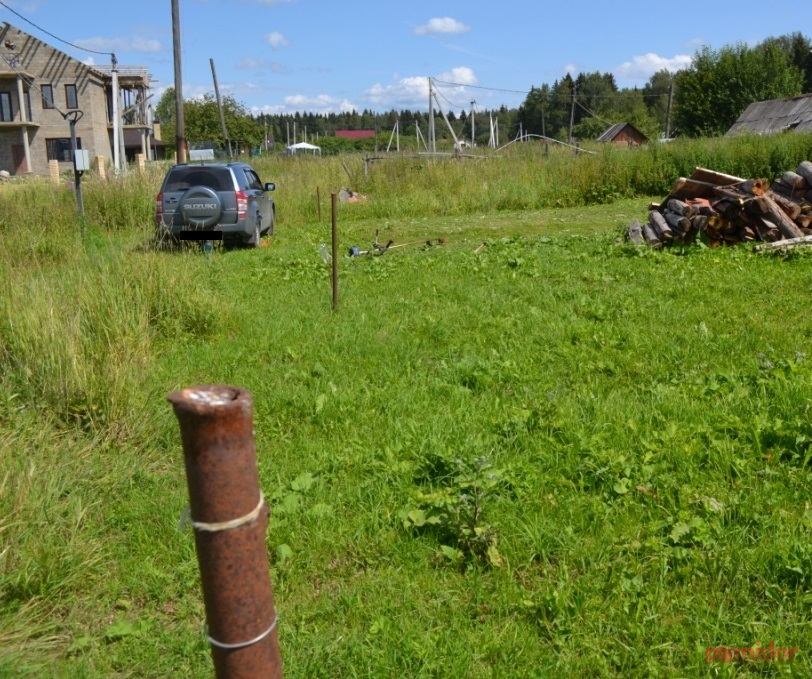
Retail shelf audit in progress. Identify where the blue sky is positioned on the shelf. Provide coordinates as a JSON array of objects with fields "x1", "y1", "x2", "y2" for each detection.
[{"x1": 1, "y1": 0, "x2": 805, "y2": 116}]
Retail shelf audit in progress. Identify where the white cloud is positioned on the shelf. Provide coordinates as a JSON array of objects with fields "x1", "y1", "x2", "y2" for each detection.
[
  {"x1": 265, "y1": 31, "x2": 290, "y2": 50},
  {"x1": 415, "y1": 17, "x2": 471, "y2": 36},
  {"x1": 438, "y1": 66, "x2": 477, "y2": 86},
  {"x1": 252, "y1": 94, "x2": 356, "y2": 115},
  {"x1": 364, "y1": 67, "x2": 478, "y2": 109},
  {"x1": 614, "y1": 53, "x2": 692, "y2": 83},
  {"x1": 74, "y1": 36, "x2": 163, "y2": 53},
  {"x1": 236, "y1": 58, "x2": 289, "y2": 73}
]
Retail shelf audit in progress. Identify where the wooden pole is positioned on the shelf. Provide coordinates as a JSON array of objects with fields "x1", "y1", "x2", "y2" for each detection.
[
  {"x1": 210, "y1": 58, "x2": 232, "y2": 160},
  {"x1": 172, "y1": 0, "x2": 186, "y2": 163}
]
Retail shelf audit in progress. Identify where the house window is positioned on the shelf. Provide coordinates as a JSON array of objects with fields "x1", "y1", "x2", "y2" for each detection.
[
  {"x1": 46, "y1": 137, "x2": 82, "y2": 162},
  {"x1": 24, "y1": 91, "x2": 31, "y2": 121},
  {"x1": 65, "y1": 84, "x2": 78, "y2": 109},
  {"x1": 41, "y1": 84, "x2": 54, "y2": 109},
  {"x1": 0, "y1": 92, "x2": 12, "y2": 122}
]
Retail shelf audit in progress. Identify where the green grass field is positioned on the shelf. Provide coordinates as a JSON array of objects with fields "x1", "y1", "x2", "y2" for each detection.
[{"x1": 2, "y1": 139, "x2": 812, "y2": 677}]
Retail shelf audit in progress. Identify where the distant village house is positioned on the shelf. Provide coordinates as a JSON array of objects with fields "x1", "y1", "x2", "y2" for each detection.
[
  {"x1": 726, "y1": 93, "x2": 812, "y2": 136},
  {"x1": 596, "y1": 122, "x2": 647, "y2": 147}
]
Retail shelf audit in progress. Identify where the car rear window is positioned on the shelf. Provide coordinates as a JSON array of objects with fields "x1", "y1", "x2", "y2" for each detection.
[{"x1": 163, "y1": 167, "x2": 235, "y2": 193}]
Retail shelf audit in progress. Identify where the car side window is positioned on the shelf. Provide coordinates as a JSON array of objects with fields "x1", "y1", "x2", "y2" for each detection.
[{"x1": 244, "y1": 169, "x2": 263, "y2": 191}]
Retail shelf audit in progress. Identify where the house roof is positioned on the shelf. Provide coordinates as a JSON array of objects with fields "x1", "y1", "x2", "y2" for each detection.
[
  {"x1": 596, "y1": 122, "x2": 646, "y2": 142},
  {"x1": 0, "y1": 22, "x2": 152, "y2": 86},
  {"x1": 726, "y1": 93, "x2": 812, "y2": 136}
]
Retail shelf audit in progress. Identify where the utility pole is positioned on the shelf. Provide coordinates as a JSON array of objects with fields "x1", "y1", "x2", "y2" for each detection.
[
  {"x1": 210, "y1": 58, "x2": 232, "y2": 159},
  {"x1": 470, "y1": 99, "x2": 475, "y2": 146},
  {"x1": 111, "y1": 54, "x2": 120, "y2": 174},
  {"x1": 172, "y1": 0, "x2": 186, "y2": 163},
  {"x1": 665, "y1": 78, "x2": 675, "y2": 140},
  {"x1": 428, "y1": 77, "x2": 435, "y2": 153},
  {"x1": 568, "y1": 84, "x2": 577, "y2": 145}
]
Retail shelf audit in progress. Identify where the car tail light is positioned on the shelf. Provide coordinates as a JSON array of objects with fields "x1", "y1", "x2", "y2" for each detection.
[
  {"x1": 236, "y1": 190, "x2": 248, "y2": 219},
  {"x1": 155, "y1": 193, "x2": 163, "y2": 224}
]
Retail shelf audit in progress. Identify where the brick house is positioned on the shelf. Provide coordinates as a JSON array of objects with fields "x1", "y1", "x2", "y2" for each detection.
[{"x1": 0, "y1": 22, "x2": 154, "y2": 176}]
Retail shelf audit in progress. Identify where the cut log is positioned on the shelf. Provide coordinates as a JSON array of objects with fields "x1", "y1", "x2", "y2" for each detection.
[
  {"x1": 750, "y1": 215, "x2": 781, "y2": 242},
  {"x1": 754, "y1": 234, "x2": 812, "y2": 253},
  {"x1": 663, "y1": 210, "x2": 691, "y2": 235},
  {"x1": 771, "y1": 180, "x2": 802, "y2": 199},
  {"x1": 782, "y1": 171, "x2": 808, "y2": 191},
  {"x1": 768, "y1": 191, "x2": 802, "y2": 221},
  {"x1": 690, "y1": 167, "x2": 746, "y2": 186},
  {"x1": 666, "y1": 177, "x2": 723, "y2": 202},
  {"x1": 648, "y1": 202, "x2": 661, "y2": 211},
  {"x1": 666, "y1": 198, "x2": 696, "y2": 217},
  {"x1": 796, "y1": 213, "x2": 812, "y2": 229},
  {"x1": 707, "y1": 214, "x2": 726, "y2": 231},
  {"x1": 648, "y1": 211, "x2": 674, "y2": 242},
  {"x1": 712, "y1": 197, "x2": 744, "y2": 219},
  {"x1": 627, "y1": 219, "x2": 645, "y2": 246},
  {"x1": 691, "y1": 215, "x2": 709, "y2": 232},
  {"x1": 760, "y1": 195, "x2": 805, "y2": 239},
  {"x1": 797, "y1": 161, "x2": 812, "y2": 186},
  {"x1": 712, "y1": 185, "x2": 748, "y2": 201},
  {"x1": 642, "y1": 223, "x2": 662, "y2": 249},
  {"x1": 734, "y1": 178, "x2": 769, "y2": 196}
]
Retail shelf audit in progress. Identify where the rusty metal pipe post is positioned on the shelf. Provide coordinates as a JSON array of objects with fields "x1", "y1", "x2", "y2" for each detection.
[{"x1": 168, "y1": 385, "x2": 283, "y2": 679}]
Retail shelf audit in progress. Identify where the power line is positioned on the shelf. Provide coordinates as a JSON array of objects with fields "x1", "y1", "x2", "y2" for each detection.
[
  {"x1": 432, "y1": 78, "x2": 530, "y2": 96},
  {"x1": 434, "y1": 87, "x2": 468, "y2": 112},
  {"x1": 0, "y1": 0, "x2": 113, "y2": 56}
]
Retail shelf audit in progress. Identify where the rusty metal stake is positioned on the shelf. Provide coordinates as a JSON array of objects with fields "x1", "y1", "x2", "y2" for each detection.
[{"x1": 168, "y1": 385, "x2": 283, "y2": 679}]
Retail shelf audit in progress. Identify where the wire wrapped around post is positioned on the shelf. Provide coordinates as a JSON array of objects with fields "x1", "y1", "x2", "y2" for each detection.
[{"x1": 168, "y1": 385, "x2": 283, "y2": 679}]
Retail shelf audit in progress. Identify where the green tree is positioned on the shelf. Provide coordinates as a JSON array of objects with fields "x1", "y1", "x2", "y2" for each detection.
[
  {"x1": 154, "y1": 87, "x2": 177, "y2": 148},
  {"x1": 643, "y1": 70, "x2": 674, "y2": 135},
  {"x1": 761, "y1": 32, "x2": 812, "y2": 92},
  {"x1": 674, "y1": 42, "x2": 804, "y2": 137}
]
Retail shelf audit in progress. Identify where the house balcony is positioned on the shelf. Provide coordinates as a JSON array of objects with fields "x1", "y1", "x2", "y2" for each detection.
[{"x1": 0, "y1": 119, "x2": 39, "y2": 129}]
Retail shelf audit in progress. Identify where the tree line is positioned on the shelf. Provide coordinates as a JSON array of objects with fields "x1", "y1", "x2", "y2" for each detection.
[{"x1": 154, "y1": 32, "x2": 811, "y2": 155}]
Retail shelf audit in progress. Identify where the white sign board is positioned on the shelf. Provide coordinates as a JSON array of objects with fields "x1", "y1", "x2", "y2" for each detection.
[{"x1": 74, "y1": 149, "x2": 90, "y2": 171}]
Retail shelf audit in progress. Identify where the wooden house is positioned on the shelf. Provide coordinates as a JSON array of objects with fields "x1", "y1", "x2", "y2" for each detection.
[
  {"x1": 596, "y1": 122, "x2": 647, "y2": 147},
  {"x1": 726, "y1": 93, "x2": 812, "y2": 136}
]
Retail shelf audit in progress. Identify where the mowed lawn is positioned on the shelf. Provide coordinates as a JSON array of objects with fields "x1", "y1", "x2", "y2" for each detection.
[{"x1": 2, "y1": 191, "x2": 811, "y2": 677}]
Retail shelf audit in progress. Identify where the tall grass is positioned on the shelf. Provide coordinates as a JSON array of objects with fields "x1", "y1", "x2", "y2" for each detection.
[{"x1": 242, "y1": 132, "x2": 812, "y2": 224}]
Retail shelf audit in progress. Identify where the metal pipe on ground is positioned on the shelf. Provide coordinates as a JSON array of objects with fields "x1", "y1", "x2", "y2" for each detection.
[{"x1": 167, "y1": 385, "x2": 283, "y2": 679}]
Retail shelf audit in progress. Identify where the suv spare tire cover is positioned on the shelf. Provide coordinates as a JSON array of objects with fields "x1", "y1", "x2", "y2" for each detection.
[{"x1": 179, "y1": 186, "x2": 223, "y2": 227}]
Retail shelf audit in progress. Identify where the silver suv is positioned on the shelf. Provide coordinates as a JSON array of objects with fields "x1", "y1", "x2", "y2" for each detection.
[{"x1": 155, "y1": 162, "x2": 276, "y2": 246}]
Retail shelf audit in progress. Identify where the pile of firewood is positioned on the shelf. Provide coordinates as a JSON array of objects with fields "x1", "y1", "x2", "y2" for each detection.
[{"x1": 627, "y1": 162, "x2": 812, "y2": 248}]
